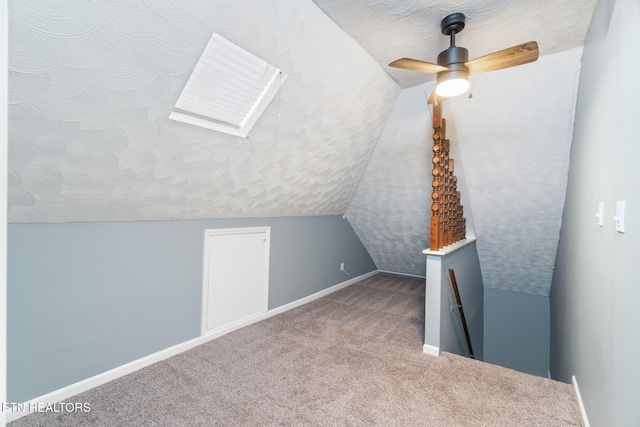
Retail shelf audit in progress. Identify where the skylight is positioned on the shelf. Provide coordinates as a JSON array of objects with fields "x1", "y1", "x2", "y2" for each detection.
[{"x1": 169, "y1": 33, "x2": 287, "y2": 138}]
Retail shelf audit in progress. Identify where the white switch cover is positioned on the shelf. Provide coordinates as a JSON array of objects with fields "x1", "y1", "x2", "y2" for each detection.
[
  {"x1": 595, "y1": 201, "x2": 604, "y2": 227},
  {"x1": 614, "y1": 201, "x2": 626, "y2": 233}
]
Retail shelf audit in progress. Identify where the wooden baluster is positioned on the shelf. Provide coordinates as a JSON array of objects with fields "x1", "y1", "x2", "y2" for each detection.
[
  {"x1": 429, "y1": 109, "x2": 466, "y2": 249},
  {"x1": 430, "y1": 104, "x2": 442, "y2": 250}
]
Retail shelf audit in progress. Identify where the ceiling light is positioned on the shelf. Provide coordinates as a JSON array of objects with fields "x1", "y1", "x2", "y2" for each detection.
[{"x1": 436, "y1": 70, "x2": 470, "y2": 98}]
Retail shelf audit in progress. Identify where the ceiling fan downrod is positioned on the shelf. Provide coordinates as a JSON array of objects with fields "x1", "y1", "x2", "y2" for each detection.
[
  {"x1": 437, "y1": 13, "x2": 469, "y2": 67},
  {"x1": 441, "y1": 12, "x2": 465, "y2": 46}
]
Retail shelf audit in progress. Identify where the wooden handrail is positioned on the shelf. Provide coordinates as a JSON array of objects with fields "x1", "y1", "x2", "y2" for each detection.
[{"x1": 448, "y1": 268, "x2": 474, "y2": 359}]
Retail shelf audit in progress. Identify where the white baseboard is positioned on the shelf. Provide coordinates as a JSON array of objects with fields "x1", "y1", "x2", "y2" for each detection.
[
  {"x1": 571, "y1": 375, "x2": 590, "y2": 427},
  {"x1": 266, "y1": 270, "x2": 378, "y2": 317},
  {"x1": 378, "y1": 270, "x2": 426, "y2": 279},
  {"x1": 5, "y1": 270, "x2": 379, "y2": 423},
  {"x1": 423, "y1": 344, "x2": 440, "y2": 356}
]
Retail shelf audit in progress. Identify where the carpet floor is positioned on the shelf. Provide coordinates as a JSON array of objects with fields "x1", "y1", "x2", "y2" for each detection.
[{"x1": 10, "y1": 273, "x2": 582, "y2": 426}]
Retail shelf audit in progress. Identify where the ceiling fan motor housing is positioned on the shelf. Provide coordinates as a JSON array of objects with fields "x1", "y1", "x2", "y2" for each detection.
[
  {"x1": 436, "y1": 47, "x2": 470, "y2": 97},
  {"x1": 437, "y1": 46, "x2": 469, "y2": 67}
]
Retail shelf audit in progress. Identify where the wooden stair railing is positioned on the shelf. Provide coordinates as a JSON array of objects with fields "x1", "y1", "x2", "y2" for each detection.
[
  {"x1": 430, "y1": 103, "x2": 466, "y2": 250},
  {"x1": 448, "y1": 268, "x2": 474, "y2": 359}
]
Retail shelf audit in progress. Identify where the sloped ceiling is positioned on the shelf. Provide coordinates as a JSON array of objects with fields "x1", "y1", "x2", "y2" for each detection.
[
  {"x1": 346, "y1": 81, "x2": 477, "y2": 277},
  {"x1": 346, "y1": 48, "x2": 583, "y2": 295},
  {"x1": 447, "y1": 48, "x2": 583, "y2": 295},
  {"x1": 313, "y1": 0, "x2": 597, "y2": 88},
  {"x1": 335, "y1": 0, "x2": 595, "y2": 295},
  {"x1": 8, "y1": 0, "x2": 399, "y2": 222},
  {"x1": 8, "y1": 0, "x2": 598, "y2": 296},
  {"x1": 345, "y1": 83, "x2": 436, "y2": 275}
]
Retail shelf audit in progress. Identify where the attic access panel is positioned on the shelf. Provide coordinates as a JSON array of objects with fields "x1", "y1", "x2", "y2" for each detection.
[{"x1": 170, "y1": 33, "x2": 287, "y2": 138}]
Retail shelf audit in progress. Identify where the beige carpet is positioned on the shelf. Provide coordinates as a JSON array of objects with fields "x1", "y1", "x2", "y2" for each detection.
[{"x1": 10, "y1": 273, "x2": 582, "y2": 426}]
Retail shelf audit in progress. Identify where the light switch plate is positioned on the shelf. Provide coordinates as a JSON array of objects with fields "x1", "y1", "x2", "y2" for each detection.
[
  {"x1": 595, "y1": 201, "x2": 604, "y2": 227},
  {"x1": 614, "y1": 201, "x2": 625, "y2": 233}
]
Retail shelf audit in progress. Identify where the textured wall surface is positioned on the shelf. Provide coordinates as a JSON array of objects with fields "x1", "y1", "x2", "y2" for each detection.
[
  {"x1": 346, "y1": 85, "x2": 433, "y2": 275},
  {"x1": 8, "y1": 0, "x2": 400, "y2": 223},
  {"x1": 8, "y1": 0, "x2": 595, "y2": 295},
  {"x1": 313, "y1": 0, "x2": 597, "y2": 88},
  {"x1": 346, "y1": 83, "x2": 475, "y2": 276},
  {"x1": 446, "y1": 48, "x2": 583, "y2": 296},
  {"x1": 348, "y1": 48, "x2": 583, "y2": 295}
]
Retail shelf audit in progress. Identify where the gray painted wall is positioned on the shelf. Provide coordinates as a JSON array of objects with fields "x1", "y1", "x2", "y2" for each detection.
[
  {"x1": 550, "y1": 0, "x2": 640, "y2": 425},
  {"x1": 424, "y1": 241, "x2": 484, "y2": 360},
  {"x1": 484, "y1": 289, "x2": 549, "y2": 377},
  {"x1": 8, "y1": 215, "x2": 376, "y2": 402},
  {"x1": 440, "y1": 242, "x2": 484, "y2": 361}
]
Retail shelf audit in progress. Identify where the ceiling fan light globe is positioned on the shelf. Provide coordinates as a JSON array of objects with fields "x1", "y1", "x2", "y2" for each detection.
[{"x1": 436, "y1": 77, "x2": 470, "y2": 98}]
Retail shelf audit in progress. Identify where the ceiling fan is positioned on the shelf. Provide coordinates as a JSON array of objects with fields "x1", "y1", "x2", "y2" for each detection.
[{"x1": 389, "y1": 13, "x2": 539, "y2": 104}]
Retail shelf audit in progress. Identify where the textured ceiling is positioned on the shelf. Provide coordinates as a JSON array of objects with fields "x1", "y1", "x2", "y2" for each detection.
[
  {"x1": 346, "y1": 47, "x2": 583, "y2": 294},
  {"x1": 8, "y1": 0, "x2": 399, "y2": 222},
  {"x1": 346, "y1": 84, "x2": 434, "y2": 275},
  {"x1": 332, "y1": 1, "x2": 593, "y2": 295},
  {"x1": 313, "y1": 0, "x2": 597, "y2": 88},
  {"x1": 8, "y1": 0, "x2": 597, "y2": 296},
  {"x1": 346, "y1": 83, "x2": 476, "y2": 276},
  {"x1": 346, "y1": 82, "x2": 476, "y2": 276},
  {"x1": 445, "y1": 48, "x2": 583, "y2": 295}
]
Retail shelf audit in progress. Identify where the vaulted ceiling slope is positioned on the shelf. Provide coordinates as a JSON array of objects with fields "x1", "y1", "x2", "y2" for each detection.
[
  {"x1": 446, "y1": 48, "x2": 584, "y2": 296},
  {"x1": 338, "y1": 1, "x2": 595, "y2": 296},
  {"x1": 346, "y1": 81, "x2": 479, "y2": 276},
  {"x1": 8, "y1": 0, "x2": 598, "y2": 297},
  {"x1": 346, "y1": 47, "x2": 583, "y2": 295},
  {"x1": 8, "y1": 0, "x2": 400, "y2": 223},
  {"x1": 313, "y1": 0, "x2": 597, "y2": 88}
]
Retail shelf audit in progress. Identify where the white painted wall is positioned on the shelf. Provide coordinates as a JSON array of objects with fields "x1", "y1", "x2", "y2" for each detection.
[{"x1": 550, "y1": 0, "x2": 640, "y2": 425}]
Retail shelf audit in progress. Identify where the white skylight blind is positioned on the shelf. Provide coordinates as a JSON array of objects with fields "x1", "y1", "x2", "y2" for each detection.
[{"x1": 170, "y1": 33, "x2": 287, "y2": 137}]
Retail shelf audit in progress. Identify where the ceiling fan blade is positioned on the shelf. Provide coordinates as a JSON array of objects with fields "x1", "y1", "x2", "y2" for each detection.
[
  {"x1": 389, "y1": 58, "x2": 449, "y2": 74},
  {"x1": 465, "y1": 41, "x2": 538, "y2": 75}
]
